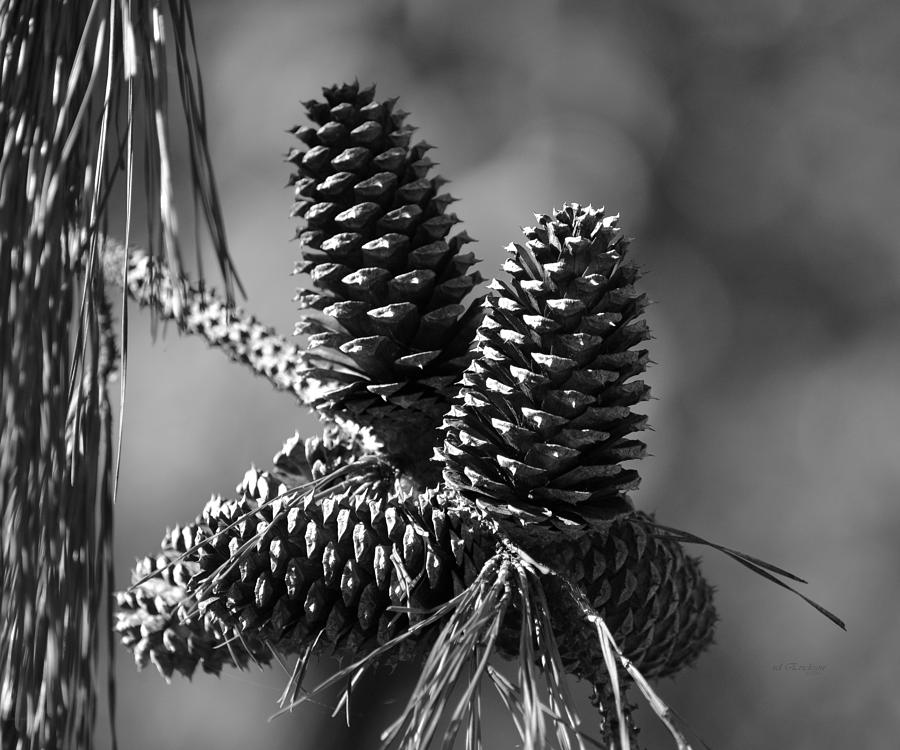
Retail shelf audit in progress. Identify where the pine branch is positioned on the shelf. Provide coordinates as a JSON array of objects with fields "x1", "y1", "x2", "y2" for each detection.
[{"x1": 101, "y1": 239, "x2": 336, "y2": 408}]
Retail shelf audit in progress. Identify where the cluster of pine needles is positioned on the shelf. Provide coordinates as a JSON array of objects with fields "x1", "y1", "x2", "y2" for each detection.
[{"x1": 1, "y1": 2, "x2": 237, "y2": 748}]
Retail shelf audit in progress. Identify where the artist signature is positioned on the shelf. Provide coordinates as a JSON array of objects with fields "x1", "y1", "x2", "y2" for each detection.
[{"x1": 772, "y1": 662, "x2": 826, "y2": 675}]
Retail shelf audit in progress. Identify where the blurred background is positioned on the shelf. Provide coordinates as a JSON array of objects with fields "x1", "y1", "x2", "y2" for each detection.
[{"x1": 106, "y1": 0, "x2": 899, "y2": 747}]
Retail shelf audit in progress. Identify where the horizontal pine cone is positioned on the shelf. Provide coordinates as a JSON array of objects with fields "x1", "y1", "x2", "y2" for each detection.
[
  {"x1": 290, "y1": 82, "x2": 483, "y2": 464},
  {"x1": 114, "y1": 426, "x2": 373, "y2": 679},
  {"x1": 189, "y1": 470, "x2": 491, "y2": 665},
  {"x1": 117, "y1": 432, "x2": 714, "y2": 684}
]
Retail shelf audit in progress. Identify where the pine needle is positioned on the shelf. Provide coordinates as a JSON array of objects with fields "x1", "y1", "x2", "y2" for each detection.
[
  {"x1": 1, "y1": 1, "x2": 238, "y2": 746},
  {"x1": 648, "y1": 522, "x2": 847, "y2": 630},
  {"x1": 268, "y1": 545, "x2": 610, "y2": 750},
  {"x1": 553, "y1": 573, "x2": 694, "y2": 750}
]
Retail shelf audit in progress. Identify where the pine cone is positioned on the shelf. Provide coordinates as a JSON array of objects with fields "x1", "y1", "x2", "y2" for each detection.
[
  {"x1": 529, "y1": 513, "x2": 717, "y2": 681},
  {"x1": 289, "y1": 82, "x2": 483, "y2": 463},
  {"x1": 117, "y1": 431, "x2": 714, "y2": 690},
  {"x1": 439, "y1": 203, "x2": 650, "y2": 527},
  {"x1": 113, "y1": 428, "x2": 375, "y2": 680},
  {"x1": 270, "y1": 422, "x2": 378, "y2": 485},
  {"x1": 185, "y1": 463, "x2": 493, "y2": 665}
]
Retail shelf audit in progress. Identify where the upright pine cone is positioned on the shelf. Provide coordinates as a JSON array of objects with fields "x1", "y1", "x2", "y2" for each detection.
[
  {"x1": 289, "y1": 82, "x2": 483, "y2": 464},
  {"x1": 440, "y1": 204, "x2": 650, "y2": 526}
]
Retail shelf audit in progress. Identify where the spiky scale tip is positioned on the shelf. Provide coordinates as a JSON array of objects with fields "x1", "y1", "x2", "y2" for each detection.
[
  {"x1": 289, "y1": 82, "x2": 484, "y2": 465},
  {"x1": 439, "y1": 203, "x2": 651, "y2": 527}
]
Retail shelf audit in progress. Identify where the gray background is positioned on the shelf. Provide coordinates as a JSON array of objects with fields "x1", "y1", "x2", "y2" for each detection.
[{"x1": 107, "y1": 1, "x2": 898, "y2": 747}]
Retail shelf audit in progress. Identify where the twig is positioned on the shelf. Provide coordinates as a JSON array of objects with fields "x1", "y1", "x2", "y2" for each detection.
[{"x1": 101, "y1": 238, "x2": 335, "y2": 407}]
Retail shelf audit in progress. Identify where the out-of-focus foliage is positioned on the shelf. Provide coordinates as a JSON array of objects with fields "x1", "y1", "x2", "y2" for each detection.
[{"x1": 109, "y1": 0, "x2": 897, "y2": 748}]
